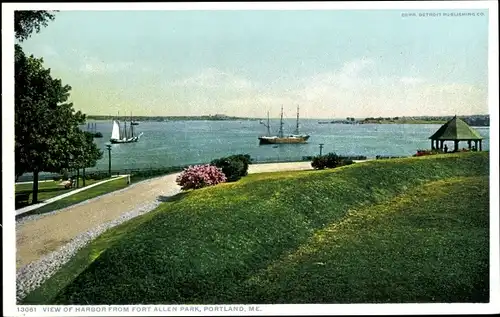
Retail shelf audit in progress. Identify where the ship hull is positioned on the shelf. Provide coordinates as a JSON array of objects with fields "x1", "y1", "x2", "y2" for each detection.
[
  {"x1": 259, "y1": 135, "x2": 310, "y2": 144},
  {"x1": 110, "y1": 137, "x2": 139, "y2": 144}
]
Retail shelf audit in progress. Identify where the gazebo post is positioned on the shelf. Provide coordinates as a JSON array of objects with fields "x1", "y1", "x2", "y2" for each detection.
[
  {"x1": 454, "y1": 140, "x2": 459, "y2": 152},
  {"x1": 479, "y1": 140, "x2": 482, "y2": 151},
  {"x1": 468, "y1": 140, "x2": 471, "y2": 150},
  {"x1": 431, "y1": 140, "x2": 434, "y2": 150},
  {"x1": 474, "y1": 140, "x2": 478, "y2": 151}
]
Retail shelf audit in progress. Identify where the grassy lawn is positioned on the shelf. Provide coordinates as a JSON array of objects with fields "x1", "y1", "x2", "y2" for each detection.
[
  {"x1": 21, "y1": 152, "x2": 489, "y2": 304},
  {"x1": 15, "y1": 178, "x2": 104, "y2": 208},
  {"x1": 16, "y1": 177, "x2": 129, "y2": 219}
]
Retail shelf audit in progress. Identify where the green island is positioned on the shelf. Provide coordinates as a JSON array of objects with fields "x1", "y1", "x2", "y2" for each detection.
[
  {"x1": 359, "y1": 115, "x2": 489, "y2": 126},
  {"x1": 86, "y1": 114, "x2": 490, "y2": 126},
  {"x1": 86, "y1": 114, "x2": 260, "y2": 122},
  {"x1": 23, "y1": 152, "x2": 489, "y2": 304}
]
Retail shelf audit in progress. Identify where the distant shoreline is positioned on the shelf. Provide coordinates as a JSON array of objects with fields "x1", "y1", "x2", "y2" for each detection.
[
  {"x1": 321, "y1": 115, "x2": 490, "y2": 127},
  {"x1": 360, "y1": 119, "x2": 447, "y2": 125},
  {"x1": 86, "y1": 115, "x2": 260, "y2": 122},
  {"x1": 85, "y1": 115, "x2": 490, "y2": 126}
]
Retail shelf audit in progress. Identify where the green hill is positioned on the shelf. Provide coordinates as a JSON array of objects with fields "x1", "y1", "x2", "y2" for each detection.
[{"x1": 24, "y1": 152, "x2": 489, "y2": 304}]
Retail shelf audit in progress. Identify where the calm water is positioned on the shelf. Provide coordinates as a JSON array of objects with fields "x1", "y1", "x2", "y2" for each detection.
[{"x1": 83, "y1": 119, "x2": 490, "y2": 172}]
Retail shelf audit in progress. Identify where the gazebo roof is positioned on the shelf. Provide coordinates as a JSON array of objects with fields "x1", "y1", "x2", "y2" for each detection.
[{"x1": 429, "y1": 116, "x2": 483, "y2": 140}]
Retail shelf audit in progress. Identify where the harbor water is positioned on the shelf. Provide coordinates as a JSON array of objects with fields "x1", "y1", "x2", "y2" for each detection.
[
  {"x1": 16, "y1": 119, "x2": 490, "y2": 181},
  {"x1": 88, "y1": 119, "x2": 490, "y2": 171}
]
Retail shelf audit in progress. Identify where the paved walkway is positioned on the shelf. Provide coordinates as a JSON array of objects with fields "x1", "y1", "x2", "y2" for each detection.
[
  {"x1": 15, "y1": 161, "x2": 363, "y2": 269},
  {"x1": 15, "y1": 175, "x2": 130, "y2": 216}
]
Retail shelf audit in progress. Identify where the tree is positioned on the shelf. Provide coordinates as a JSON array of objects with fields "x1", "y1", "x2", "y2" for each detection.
[
  {"x1": 15, "y1": 45, "x2": 99, "y2": 202},
  {"x1": 66, "y1": 131, "x2": 103, "y2": 187},
  {"x1": 15, "y1": 11, "x2": 103, "y2": 203},
  {"x1": 15, "y1": 10, "x2": 57, "y2": 42}
]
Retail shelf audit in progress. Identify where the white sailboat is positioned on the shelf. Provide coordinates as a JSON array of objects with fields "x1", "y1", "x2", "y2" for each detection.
[{"x1": 110, "y1": 118, "x2": 143, "y2": 144}]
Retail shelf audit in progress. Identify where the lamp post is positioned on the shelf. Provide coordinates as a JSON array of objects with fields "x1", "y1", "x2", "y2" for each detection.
[
  {"x1": 319, "y1": 143, "x2": 324, "y2": 156},
  {"x1": 106, "y1": 144, "x2": 112, "y2": 177}
]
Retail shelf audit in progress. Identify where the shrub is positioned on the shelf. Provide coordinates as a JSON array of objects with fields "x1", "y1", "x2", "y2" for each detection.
[
  {"x1": 311, "y1": 152, "x2": 354, "y2": 170},
  {"x1": 342, "y1": 159, "x2": 354, "y2": 166},
  {"x1": 414, "y1": 149, "x2": 444, "y2": 157},
  {"x1": 176, "y1": 164, "x2": 227, "y2": 190},
  {"x1": 130, "y1": 166, "x2": 186, "y2": 182},
  {"x1": 324, "y1": 152, "x2": 343, "y2": 168},
  {"x1": 210, "y1": 154, "x2": 252, "y2": 182},
  {"x1": 227, "y1": 154, "x2": 252, "y2": 176},
  {"x1": 311, "y1": 156, "x2": 329, "y2": 169},
  {"x1": 341, "y1": 155, "x2": 367, "y2": 160},
  {"x1": 84, "y1": 172, "x2": 109, "y2": 180}
]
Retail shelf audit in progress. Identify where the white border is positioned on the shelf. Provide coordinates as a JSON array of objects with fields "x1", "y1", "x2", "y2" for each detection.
[
  {"x1": 1, "y1": 1, "x2": 496, "y2": 10},
  {"x1": 2, "y1": 1, "x2": 499, "y2": 316}
]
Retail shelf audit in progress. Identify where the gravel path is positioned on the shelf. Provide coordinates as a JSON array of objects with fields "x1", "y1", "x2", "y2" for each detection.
[{"x1": 15, "y1": 161, "x2": 314, "y2": 302}]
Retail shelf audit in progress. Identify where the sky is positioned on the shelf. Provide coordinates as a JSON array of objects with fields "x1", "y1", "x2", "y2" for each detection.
[{"x1": 18, "y1": 9, "x2": 490, "y2": 118}]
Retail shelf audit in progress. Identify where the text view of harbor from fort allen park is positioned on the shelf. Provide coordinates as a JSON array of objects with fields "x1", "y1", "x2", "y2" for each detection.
[{"x1": 16, "y1": 9, "x2": 490, "y2": 179}]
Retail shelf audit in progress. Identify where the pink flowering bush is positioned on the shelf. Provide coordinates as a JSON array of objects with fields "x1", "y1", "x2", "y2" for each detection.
[{"x1": 176, "y1": 164, "x2": 227, "y2": 190}]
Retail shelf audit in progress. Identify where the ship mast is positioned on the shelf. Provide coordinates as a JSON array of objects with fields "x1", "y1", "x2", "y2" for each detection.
[
  {"x1": 295, "y1": 105, "x2": 300, "y2": 135},
  {"x1": 130, "y1": 112, "x2": 134, "y2": 138},
  {"x1": 266, "y1": 111, "x2": 271, "y2": 136},
  {"x1": 278, "y1": 105, "x2": 284, "y2": 138},
  {"x1": 118, "y1": 111, "x2": 123, "y2": 139},
  {"x1": 124, "y1": 114, "x2": 128, "y2": 139}
]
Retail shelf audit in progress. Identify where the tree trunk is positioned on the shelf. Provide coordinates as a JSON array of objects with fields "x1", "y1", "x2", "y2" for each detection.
[
  {"x1": 76, "y1": 168, "x2": 80, "y2": 188},
  {"x1": 82, "y1": 168, "x2": 86, "y2": 187},
  {"x1": 32, "y1": 170, "x2": 39, "y2": 204}
]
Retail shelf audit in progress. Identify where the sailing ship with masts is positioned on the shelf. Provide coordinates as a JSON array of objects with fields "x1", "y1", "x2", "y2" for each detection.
[
  {"x1": 258, "y1": 105, "x2": 310, "y2": 144},
  {"x1": 110, "y1": 113, "x2": 144, "y2": 144}
]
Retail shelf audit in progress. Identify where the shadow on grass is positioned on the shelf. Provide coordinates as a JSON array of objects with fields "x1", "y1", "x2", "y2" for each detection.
[{"x1": 157, "y1": 192, "x2": 188, "y2": 203}]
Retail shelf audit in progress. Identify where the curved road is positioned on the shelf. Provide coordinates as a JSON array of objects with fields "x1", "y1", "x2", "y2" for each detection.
[{"x1": 16, "y1": 162, "x2": 313, "y2": 269}]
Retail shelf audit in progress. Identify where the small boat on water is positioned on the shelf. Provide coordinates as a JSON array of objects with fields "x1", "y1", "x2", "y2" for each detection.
[
  {"x1": 258, "y1": 105, "x2": 310, "y2": 145},
  {"x1": 110, "y1": 113, "x2": 143, "y2": 144}
]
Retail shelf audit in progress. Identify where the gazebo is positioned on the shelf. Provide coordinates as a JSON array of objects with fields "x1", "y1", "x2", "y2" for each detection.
[{"x1": 429, "y1": 115, "x2": 484, "y2": 152}]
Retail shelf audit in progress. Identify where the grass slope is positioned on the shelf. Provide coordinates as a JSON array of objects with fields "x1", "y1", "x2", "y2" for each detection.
[
  {"x1": 23, "y1": 152, "x2": 489, "y2": 304},
  {"x1": 17, "y1": 177, "x2": 129, "y2": 219},
  {"x1": 15, "y1": 178, "x2": 103, "y2": 208}
]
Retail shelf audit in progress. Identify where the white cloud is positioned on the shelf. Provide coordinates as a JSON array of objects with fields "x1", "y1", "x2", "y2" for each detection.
[
  {"x1": 400, "y1": 76, "x2": 426, "y2": 85},
  {"x1": 338, "y1": 58, "x2": 375, "y2": 77},
  {"x1": 80, "y1": 60, "x2": 133, "y2": 74},
  {"x1": 66, "y1": 48, "x2": 135, "y2": 74},
  {"x1": 71, "y1": 58, "x2": 487, "y2": 118},
  {"x1": 40, "y1": 45, "x2": 59, "y2": 57},
  {"x1": 219, "y1": 58, "x2": 486, "y2": 118},
  {"x1": 172, "y1": 68, "x2": 254, "y2": 90}
]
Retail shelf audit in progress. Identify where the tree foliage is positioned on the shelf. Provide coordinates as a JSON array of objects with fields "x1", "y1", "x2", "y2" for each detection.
[
  {"x1": 15, "y1": 11, "x2": 102, "y2": 203},
  {"x1": 15, "y1": 10, "x2": 57, "y2": 42}
]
